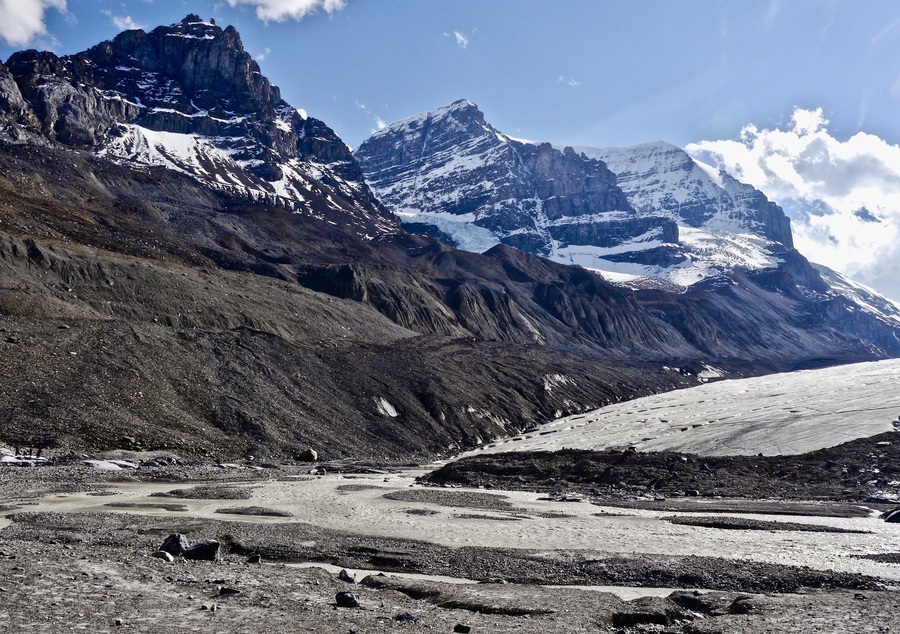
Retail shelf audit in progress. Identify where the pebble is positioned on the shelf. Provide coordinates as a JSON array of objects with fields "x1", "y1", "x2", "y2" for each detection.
[{"x1": 151, "y1": 550, "x2": 175, "y2": 562}]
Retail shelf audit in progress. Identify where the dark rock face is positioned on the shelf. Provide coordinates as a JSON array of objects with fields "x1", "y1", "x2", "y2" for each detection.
[
  {"x1": 335, "y1": 591, "x2": 360, "y2": 608},
  {"x1": 354, "y1": 100, "x2": 646, "y2": 257},
  {"x1": 183, "y1": 539, "x2": 222, "y2": 561}
]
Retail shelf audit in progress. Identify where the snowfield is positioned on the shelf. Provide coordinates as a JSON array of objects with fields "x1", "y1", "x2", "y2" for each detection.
[{"x1": 464, "y1": 358, "x2": 900, "y2": 457}]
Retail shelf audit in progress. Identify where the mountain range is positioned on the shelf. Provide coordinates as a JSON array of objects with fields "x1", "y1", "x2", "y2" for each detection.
[{"x1": 1, "y1": 16, "x2": 898, "y2": 460}]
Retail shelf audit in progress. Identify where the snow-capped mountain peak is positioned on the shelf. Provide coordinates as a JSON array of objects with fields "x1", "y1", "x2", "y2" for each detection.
[
  {"x1": 355, "y1": 102, "x2": 801, "y2": 288},
  {"x1": 356, "y1": 99, "x2": 641, "y2": 257},
  {"x1": 0, "y1": 15, "x2": 397, "y2": 237}
]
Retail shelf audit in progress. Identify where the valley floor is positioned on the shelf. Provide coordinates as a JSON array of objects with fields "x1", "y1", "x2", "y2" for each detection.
[{"x1": 1, "y1": 455, "x2": 898, "y2": 633}]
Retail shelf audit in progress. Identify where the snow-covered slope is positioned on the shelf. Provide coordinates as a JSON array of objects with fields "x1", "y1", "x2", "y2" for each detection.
[
  {"x1": 578, "y1": 142, "x2": 792, "y2": 246},
  {"x1": 812, "y1": 263, "x2": 900, "y2": 327},
  {"x1": 463, "y1": 358, "x2": 900, "y2": 457}
]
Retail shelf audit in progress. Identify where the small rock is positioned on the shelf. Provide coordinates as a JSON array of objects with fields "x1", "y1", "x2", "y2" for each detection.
[
  {"x1": 114, "y1": 618, "x2": 124, "y2": 626},
  {"x1": 298, "y1": 448, "x2": 318, "y2": 462},
  {"x1": 5, "y1": 335, "x2": 20, "y2": 343},
  {"x1": 217, "y1": 586, "x2": 241, "y2": 596},
  {"x1": 160, "y1": 533, "x2": 190, "y2": 556},
  {"x1": 338, "y1": 569, "x2": 356, "y2": 583},
  {"x1": 335, "y1": 591, "x2": 360, "y2": 608},
  {"x1": 151, "y1": 550, "x2": 175, "y2": 563},
  {"x1": 685, "y1": 489, "x2": 701, "y2": 497},
  {"x1": 453, "y1": 624, "x2": 471, "y2": 633},
  {"x1": 394, "y1": 612, "x2": 417, "y2": 622},
  {"x1": 245, "y1": 554, "x2": 262, "y2": 564}
]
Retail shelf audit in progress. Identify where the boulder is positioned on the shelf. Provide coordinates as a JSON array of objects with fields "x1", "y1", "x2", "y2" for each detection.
[
  {"x1": 338, "y1": 569, "x2": 356, "y2": 583},
  {"x1": 298, "y1": 448, "x2": 318, "y2": 462},
  {"x1": 183, "y1": 539, "x2": 222, "y2": 561},
  {"x1": 881, "y1": 507, "x2": 900, "y2": 523},
  {"x1": 160, "y1": 533, "x2": 190, "y2": 556}
]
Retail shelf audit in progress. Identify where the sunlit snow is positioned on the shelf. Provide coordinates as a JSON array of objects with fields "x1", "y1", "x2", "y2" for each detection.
[{"x1": 463, "y1": 358, "x2": 900, "y2": 457}]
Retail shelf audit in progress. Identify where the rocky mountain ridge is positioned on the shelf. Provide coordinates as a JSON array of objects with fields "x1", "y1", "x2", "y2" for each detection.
[
  {"x1": 356, "y1": 100, "x2": 900, "y2": 328},
  {"x1": 354, "y1": 99, "x2": 648, "y2": 257},
  {"x1": 354, "y1": 101, "x2": 801, "y2": 281}
]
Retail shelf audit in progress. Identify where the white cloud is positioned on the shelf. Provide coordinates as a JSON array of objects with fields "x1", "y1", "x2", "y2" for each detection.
[
  {"x1": 764, "y1": 0, "x2": 782, "y2": 26},
  {"x1": 687, "y1": 107, "x2": 900, "y2": 300},
  {"x1": 557, "y1": 75, "x2": 582, "y2": 87},
  {"x1": 254, "y1": 46, "x2": 271, "y2": 61},
  {"x1": 101, "y1": 10, "x2": 144, "y2": 31},
  {"x1": 0, "y1": 0, "x2": 67, "y2": 46},
  {"x1": 356, "y1": 100, "x2": 386, "y2": 133},
  {"x1": 453, "y1": 31, "x2": 468, "y2": 48},
  {"x1": 225, "y1": 0, "x2": 347, "y2": 23}
]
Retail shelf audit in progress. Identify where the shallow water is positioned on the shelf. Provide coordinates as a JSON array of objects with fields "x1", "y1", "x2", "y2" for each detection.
[{"x1": 6, "y1": 470, "x2": 899, "y2": 583}]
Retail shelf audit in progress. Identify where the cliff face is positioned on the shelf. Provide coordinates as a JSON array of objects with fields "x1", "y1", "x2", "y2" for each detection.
[{"x1": 581, "y1": 141, "x2": 794, "y2": 249}]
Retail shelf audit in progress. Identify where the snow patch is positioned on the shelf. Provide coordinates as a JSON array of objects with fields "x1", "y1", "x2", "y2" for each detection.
[
  {"x1": 374, "y1": 397, "x2": 399, "y2": 418},
  {"x1": 544, "y1": 373, "x2": 574, "y2": 393}
]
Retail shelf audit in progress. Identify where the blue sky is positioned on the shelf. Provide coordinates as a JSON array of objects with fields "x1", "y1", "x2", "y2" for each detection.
[
  {"x1": 3, "y1": 0, "x2": 899, "y2": 150},
  {"x1": 3, "y1": 0, "x2": 900, "y2": 299}
]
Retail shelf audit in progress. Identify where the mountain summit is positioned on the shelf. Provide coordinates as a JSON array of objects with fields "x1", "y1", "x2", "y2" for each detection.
[
  {"x1": 354, "y1": 99, "x2": 642, "y2": 257},
  {"x1": 1, "y1": 15, "x2": 394, "y2": 235}
]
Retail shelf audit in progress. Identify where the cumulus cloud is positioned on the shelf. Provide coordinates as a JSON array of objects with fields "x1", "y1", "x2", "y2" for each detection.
[
  {"x1": 225, "y1": 0, "x2": 347, "y2": 23},
  {"x1": 687, "y1": 107, "x2": 900, "y2": 300},
  {"x1": 0, "y1": 0, "x2": 67, "y2": 46}
]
